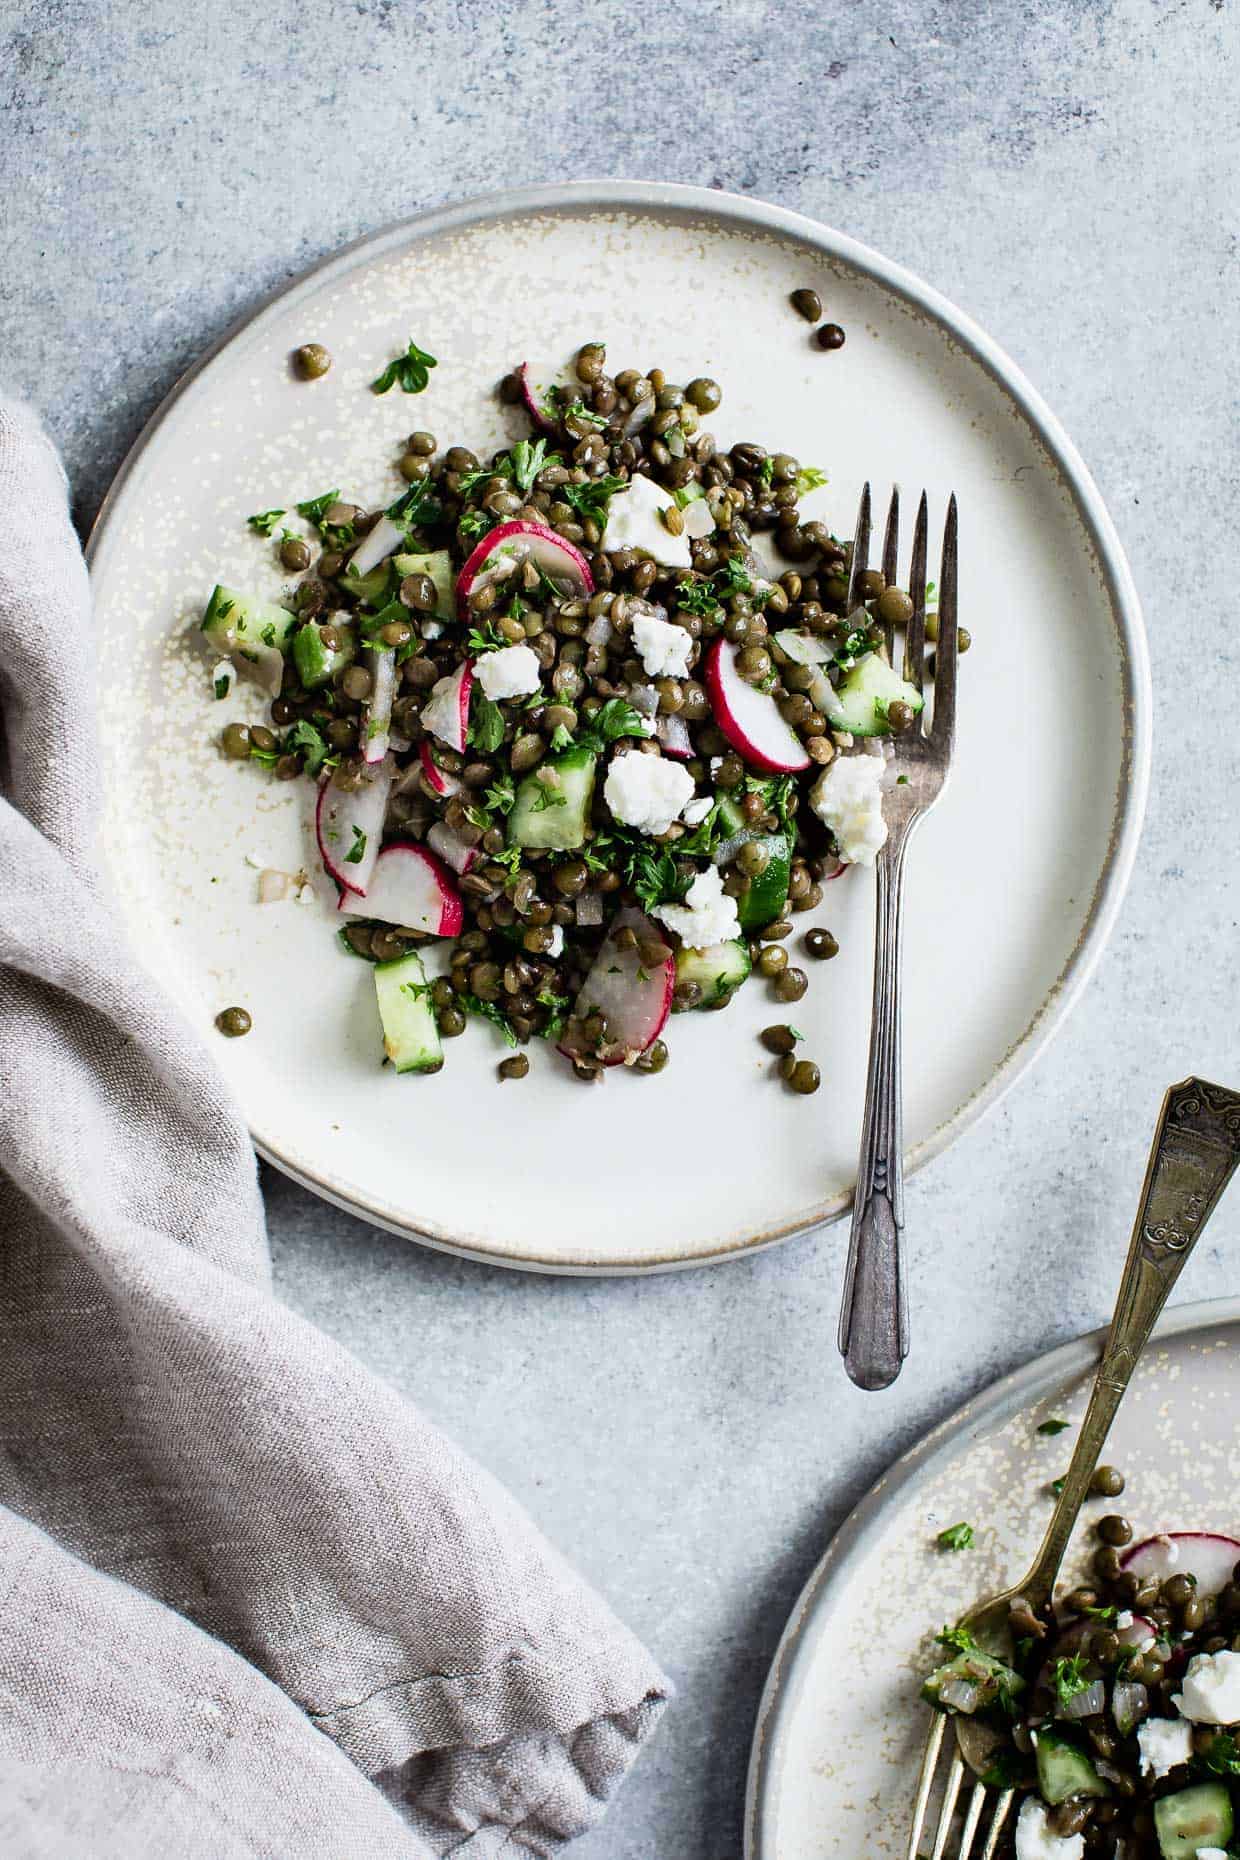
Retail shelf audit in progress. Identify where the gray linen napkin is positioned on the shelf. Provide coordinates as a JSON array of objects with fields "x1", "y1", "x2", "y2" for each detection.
[{"x1": 0, "y1": 399, "x2": 669, "y2": 1858}]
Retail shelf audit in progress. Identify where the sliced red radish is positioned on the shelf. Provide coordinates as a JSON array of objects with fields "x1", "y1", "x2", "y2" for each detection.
[
  {"x1": 362, "y1": 646, "x2": 396, "y2": 765},
  {"x1": 456, "y1": 520, "x2": 593, "y2": 618},
  {"x1": 1054, "y1": 1614, "x2": 1157, "y2": 1657},
  {"x1": 420, "y1": 660, "x2": 473, "y2": 753},
  {"x1": 1121, "y1": 1533, "x2": 1240, "y2": 1598},
  {"x1": 517, "y1": 360, "x2": 576, "y2": 432},
  {"x1": 315, "y1": 758, "x2": 393, "y2": 895},
  {"x1": 419, "y1": 740, "x2": 461, "y2": 799},
  {"x1": 557, "y1": 907, "x2": 673, "y2": 1068},
  {"x1": 348, "y1": 514, "x2": 405, "y2": 581},
  {"x1": 337, "y1": 840, "x2": 462, "y2": 936},
  {"x1": 704, "y1": 637, "x2": 811, "y2": 774},
  {"x1": 824, "y1": 857, "x2": 851, "y2": 882},
  {"x1": 655, "y1": 714, "x2": 692, "y2": 758},
  {"x1": 427, "y1": 820, "x2": 478, "y2": 875}
]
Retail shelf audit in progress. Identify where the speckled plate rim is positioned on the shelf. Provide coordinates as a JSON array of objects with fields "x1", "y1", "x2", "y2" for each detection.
[
  {"x1": 744, "y1": 1295, "x2": 1240, "y2": 1857},
  {"x1": 87, "y1": 179, "x2": 1152, "y2": 1276}
]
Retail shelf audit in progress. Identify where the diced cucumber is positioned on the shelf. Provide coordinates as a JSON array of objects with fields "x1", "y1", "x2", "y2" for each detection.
[
  {"x1": 1035, "y1": 1729, "x2": 1109, "y2": 1806},
  {"x1": 373, "y1": 952, "x2": 443, "y2": 1075},
  {"x1": 921, "y1": 1648, "x2": 1025, "y2": 1714},
  {"x1": 673, "y1": 939, "x2": 751, "y2": 1010},
  {"x1": 819, "y1": 652, "x2": 925, "y2": 738},
  {"x1": 201, "y1": 585, "x2": 298, "y2": 696},
  {"x1": 341, "y1": 562, "x2": 392, "y2": 606},
  {"x1": 394, "y1": 550, "x2": 455, "y2": 620},
  {"x1": 714, "y1": 792, "x2": 792, "y2": 930},
  {"x1": 1153, "y1": 1782, "x2": 1234, "y2": 1859},
  {"x1": 293, "y1": 619, "x2": 356, "y2": 690},
  {"x1": 509, "y1": 746, "x2": 597, "y2": 852}
]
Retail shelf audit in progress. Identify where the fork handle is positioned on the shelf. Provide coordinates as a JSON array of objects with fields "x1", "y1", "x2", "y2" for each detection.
[{"x1": 838, "y1": 823, "x2": 913, "y2": 1390}]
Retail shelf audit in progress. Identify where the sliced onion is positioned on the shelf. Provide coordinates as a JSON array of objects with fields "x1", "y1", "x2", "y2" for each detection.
[
  {"x1": 585, "y1": 612, "x2": 613, "y2": 647},
  {"x1": 628, "y1": 682, "x2": 659, "y2": 717},
  {"x1": 622, "y1": 393, "x2": 656, "y2": 437},
  {"x1": 575, "y1": 891, "x2": 604, "y2": 927},
  {"x1": 656, "y1": 714, "x2": 692, "y2": 757},
  {"x1": 1059, "y1": 1679, "x2": 1105, "y2": 1720},
  {"x1": 1111, "y1": 1679, "x2": 1149, "y2": 1736},
  {"x1": 937, "y1": 1676, "x2": 981, "y2": 1714}
]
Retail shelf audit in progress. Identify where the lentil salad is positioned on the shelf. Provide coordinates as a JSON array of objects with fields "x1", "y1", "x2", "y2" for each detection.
[{"x1": 204, "y1": 341, "x2": 958, "y2": 1082}]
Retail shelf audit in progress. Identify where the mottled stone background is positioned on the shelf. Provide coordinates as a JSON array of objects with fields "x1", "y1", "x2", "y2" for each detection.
[{"x1": 4, "y1": 0, "x2": 1238, "y2": 1852}]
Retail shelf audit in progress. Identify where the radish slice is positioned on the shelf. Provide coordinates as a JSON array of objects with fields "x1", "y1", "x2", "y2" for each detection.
[
  {"x1": 558, "y1": 907, "x2": 673, "y2": 1068},
  {"x1": 337, "y1": 840, "x2": 463, "y2": 936},
  {"x1": 517, "y1": 360, "x2": 575, "y2": 432},
  {"x1": 420, "y1": 660, "x2": 474, "y2": 753},
  {"x1": 1054, "y1": 1614, "x2": 1157, "y2": 1657},
  {"x1": 362, "y1": 647, "x2": 396, "y2": 765},
  {"x1": 1120, "y1": 1533, "x2": 1240, "y2": 1598},
  {"x1": 348, "y1": 515, "x2": 405, "y2": 581},
  {"x1": 419, "y1": 740, "x2": 461, "y2": 799},
  {"x1": 456, "y1": 520, "x2": 593, "y2": 618},
  {"x1": 655, "y1": 714, "x2": 692, "y2": 758},
  {"x1": 315, "y1": 759, "x2": 393, "y2": 895},
  {"x1": 427, "y1": 820, "x2": 478, "y2": 875},
  {"x1": 704, "y1": 637, "x2": 811, "y2": 774}
]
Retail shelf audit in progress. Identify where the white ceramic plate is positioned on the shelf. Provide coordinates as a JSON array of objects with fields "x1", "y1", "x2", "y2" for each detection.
[
  {"x1": 746, "y1": 1298, "x2": 1240, "y2": 1859},
  {"x1": 88, "y1": 181, "x2": 1150, "y2": 1273}
]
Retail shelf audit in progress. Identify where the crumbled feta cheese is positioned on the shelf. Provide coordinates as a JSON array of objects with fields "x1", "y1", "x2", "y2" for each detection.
[
  {"x1": 810, "y1": 754, "x2": 887, "y2": 866},
  {"x1": 546, "y1": 924, "x2": 565, "y2": 958},
  {"x1": 653, "y1": 865, "x2": 740, "y2": 951},
  {"x1": 1014, "y1": 1798, "x2": 1084, "y2": 1860},
  {"x1": 603, "y1": 751, "x2": 694, "y2": 836},
  {"x1": 601, "y1": 472, "x2": 692, "y2": 568},
  {"x1": 709, "y1": 756, "x2": 724, "y2": 774},
  {"x1": 1174, "y1": 1649, "x2": 1240, "y2": 1723},
  {"x1": 1197, "y1": 1850, "x2": 1230, "y2": 1859},
  {"x1": 631, "y1": 610, "x2": 692, "y2": 678},
  {"x1": 1115, "y1": 1611, "x2": 1134, "y2": 1630},
  {"x1": 682, "y1": 795, "x2": 713, "y2": 827},
  {"x1": 474, "y1": 643, "x2": 541, "y2": 701},
  {"x1": 1136, "y1": 1716, "x2": 1193, "y2": 1778}
]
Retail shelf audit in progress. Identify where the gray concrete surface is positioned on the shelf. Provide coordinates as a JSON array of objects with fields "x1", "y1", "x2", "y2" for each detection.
[{"x1": 5, "y1": 0, "x2": 1239, "y2": 1852}]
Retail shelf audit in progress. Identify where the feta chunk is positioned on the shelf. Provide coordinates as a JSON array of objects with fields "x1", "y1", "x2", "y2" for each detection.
[
  {"x1": 546, "y1": 924, "x2": 565, "y2": 958},
  {"x1": 631, "y1": 610, "x2": 692, "y2": 678},
  {"x1": 1197, "y1": 1850, "x2": 1230, "y2": 1859},
  {"x1": 474, "y1": 643, "x2": 541, "y2": 701},
  {"x1": 1174, "y1": 1649, "x2": 1240, "y2": 1724},
  {"x1": 601, "y1": 472, "x2": 692, "y2": 568},
  {"x1": 809, "y1": 754, "x2": 887, "y2": 866},
  {"x1": 1136, "y1": 1715, "x2": 1193, "y2": 1778},
  {"x1": 681, "y1": 795, "x2": 713, "y2": 827},
  {"x1": 604, "y1": 750, "x2": 694, "y2": 837},
  {"x1": 653, "y1": 866, "x2": 740, "y2": 951},
  {"x1": 1014, "y1": 1798, "x2": 1084, "y2": 1860}
]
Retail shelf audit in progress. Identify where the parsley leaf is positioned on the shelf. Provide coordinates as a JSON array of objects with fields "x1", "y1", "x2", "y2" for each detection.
[
  {"x1": 673, "y1": 577, "x2": 722, "y2": 618},
  {"x1": 247, "y1": 508, "x2": 286, "y2": 536},
  {"x1": 934, "y1": 1625, "x2": 978, "y2": 1656},
  {"x1": 469, "y1": 692, "x2": 505, "y2": 754},
  {"x1": 574, "y1": 697, "x2": 649, "y2": 754},
  {"x1": 1196, "y1": 1732, "x2": 1240, "y2": 1777},
  {"x1": 459, "y1": 508, "x2": 497, "y2": 543},
  {"x1": 1037, "y1": 1418, "x2": 1071, "y2": 1436},
  {"x1": 936, "y1": 1523, "x2": 975, "y2": 1552},
  {"x1": 796, "y1": 466, "x2": 829, "y2": 497},
  {"x1": 509, "y1": 437, "x2": 553, "y2": 495},
  {"x1": 285, "y1": 719, "x2": 333, "y2": 778},
  {"x1": 482, "y1": 771, "x2": 516, "y2": 817},
  {"x1": 605, "y1": 830, "x2": 682, "y2": 910},
  {"x1": 249, "y1": 741, "x2": 279, "y2": 769},
  {"x1": 757, "y1": 456, "x2": 774, "y2": 488},
  {"x1": 296, "y1": 489, "x2": 339, "y2": 528},
  {"x1": 467, "y1": 622, "x2": 505, "y2": 654},
  {"x1": 371, "y1": 337, "x2": 437, "y2": 395},
  {"x1": 1051, "y1": 1655, "x2": 1092, "y2": 1710},
  {"x1": 561, "y1": 474, "x2": 628, "y2": 525},
  {"x1": 343, "y1": 824, "x2": 367, "y2": 866},
  {"x1": 459, "y1": 994, "x2": 519, "y2": 1047},
  {"x1": 386, "y1": 475, "x2": 443, "y2": 536},
  {"x1": 534, "y1": 988, "x2": 571, "y2": 1040},
  {"x1": 213, "y1": 670, "x2": 231, "y2": 700},
  {"x1": 532, "y1": 779, "x2": 567, "y2": 813},
  {"x1": 564, "y1": 398, "x2": 607, "y2": 430},
  {"x1": 549, "y1": 722, "x2": 575, "y2": 754},
  {"x1": 673, "y1": 481, "x2": 707, "y2": 510}
]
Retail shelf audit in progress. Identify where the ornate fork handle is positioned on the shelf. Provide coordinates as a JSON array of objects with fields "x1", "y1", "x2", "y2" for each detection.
[
  {"x1": 838, "y1": 815, "x2": 917, "y2": 1390},
  {"x1": 1022, "y1": 1077, "x2": 1240, "y2": 1602}
]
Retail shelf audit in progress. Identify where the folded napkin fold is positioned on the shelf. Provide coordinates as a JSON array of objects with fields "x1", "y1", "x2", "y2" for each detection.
[{"x1": 0, "y1": 400, "x2": 668, "y2": 1858}]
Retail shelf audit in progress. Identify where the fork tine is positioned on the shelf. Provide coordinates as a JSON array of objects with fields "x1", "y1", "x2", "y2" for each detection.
[
  {"x1": 928, "y1": 1750, "x2": 965, "y2": 1860},
  {"x1": 904, "y1": 1712, "x2": 946, "y2": 1860},
  {"x1": 880, "y1": 486, "x2": 900, "y2": 659},
  {"x1": 845, "y1": 480, "x2": 872, "y2": 613},
  {"x1": 931, "y1": 493, "x2": 958, "y2": 752},
  {"x1": 955, "y1": 1779, "x2": 987, "y2": 1859},
  {"x1": 979, "y1": 1789, "x2": 1015, "y2": 1860},
  {"x1": 903, "y1": 490, "x2": 929, "y2": 693}
]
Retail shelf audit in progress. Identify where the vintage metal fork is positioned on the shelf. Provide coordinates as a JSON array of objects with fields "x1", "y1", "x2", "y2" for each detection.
[
  {"x1": 906, "y1": 1078, "x2": 1240, "y2": 1860},
  {"x1": 837, "y1": 483, "x2": 958, "y2": 1390}
]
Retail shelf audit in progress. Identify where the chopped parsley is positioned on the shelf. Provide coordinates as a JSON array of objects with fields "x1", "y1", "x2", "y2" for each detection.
[
  {"x1": 467, "y1": 622, "x2": 505, "y2": 654},
  {"x1": 1037, "y1": 1418, "x2": 1071, "y2": 1436},
  {"x1": 573, "y1": 696, "x2": 649, "y2": 755},
  {"x1": 1195, "y1": 1732, "x2": 1240, "y2": 1777},
  {"x1": 284, "y1": 719, "x2": 333, "y2": 778},
  {"x1": 371, "y1": 337, "x2": 437, "y2": 395},
  {"x1": 343, "y1": 824, "x2": 367, "y2": 866},
  {"x1": 673, "y1": 481, "x2": 707, "y2": 509},
  {"x1": 534, "y1": 988, "x2": 571, "y2": 1040},
  {"x1": 795, "y1": 466, "x2": 829, "y2": 496},
  {"x1": 757, "y1": 456, "x2": 775, "y2": 488},
  {"x1": 565, "y1": 398, "x2": 608, "y2": 430},
  {"x1": 458, "y1": 508, "x2": 497, "y2": 543},
  {"x1": 531, "y1": 781, "x2": 567, "y2": 813},
  {"x1": 482, "y1": 771, "x2": 516, "y2": 817},
  {"x1": 934, "y1": 1625, "x2": 978, "y2": 1656},
  {"x1": 459, "y1": 994, "x2": 518, "y2": 1047},
  {"x1": 399, "y1": 979, "x2": 433, "y2": 1003},
  {"x1": 936, "y1": 1523, "x2": 975, "y2": 1552},
  {"x1": 247, "y1": 508, "x2": 286, "y2": 536},
  {"x1": 213, "y1": 670, "x2": 231, "y2": 700},
  {"x1": 386, "y1": 474, "x2": 443, "y2": 536},
  {"x1": 296, "y1": 489, "x2": 339, "y2": 528},
  {"x1": 549, "y1": 722, "x2": 575, "y2": 753},
  {"x1": 561, "y1": 474, "x2": 628, "y2": 525},
  {"x1": 979, "y1": 1749, "x2": 1025, "y2": 1790},
  {"x1": 1050, "y1": 1477, "x2": 1066, "y2": 1497},
  {"x1": 509, "y1": 436, "x2": 554, "y2": 494},
  {"x1": 468, "y1": 692, "x2": 506, "y2": 754},
  {"x1": 1051, "y1": 1654, "x2": 1092, "y2": 1710},
  {"x1": 248, "y1": 740, "x2": 279, "y2": 769}
]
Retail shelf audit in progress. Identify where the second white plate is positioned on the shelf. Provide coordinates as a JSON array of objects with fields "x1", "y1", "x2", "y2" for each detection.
[{"x1": 88, "y1": 181, "x2": 1149, "y2": 1271}]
